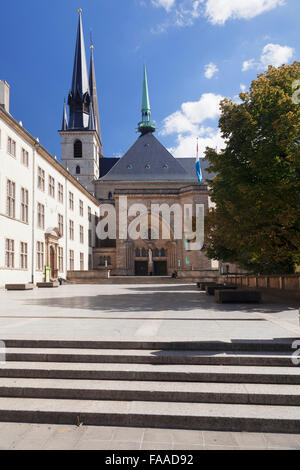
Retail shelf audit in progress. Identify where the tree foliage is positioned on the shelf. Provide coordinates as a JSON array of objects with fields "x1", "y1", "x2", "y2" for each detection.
[{"x1": 204, "y1": 62, "x2": 300, "y2": 274}]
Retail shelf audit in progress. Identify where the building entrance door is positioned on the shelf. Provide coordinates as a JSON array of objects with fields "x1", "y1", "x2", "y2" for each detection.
[
  {"x1": 154, "y1": 261, "x2": 167, "y2": 276},
  {"x1": 50, "y1": 246, "x2": 55, "y2": 279},
  {"x1": 135, "y1": 261, "x2": 148, "y2": 276}
]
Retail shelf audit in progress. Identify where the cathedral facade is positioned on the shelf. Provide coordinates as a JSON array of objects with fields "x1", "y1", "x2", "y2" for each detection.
[{"x1": 60, "y1": 10, "x2": 218, "y2": 277}]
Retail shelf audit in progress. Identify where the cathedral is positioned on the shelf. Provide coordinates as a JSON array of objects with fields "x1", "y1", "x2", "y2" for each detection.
[
  {"x1": 0, "y1": 10, "x2": 220, "y2": 289},
  {"x1": 60, "y1": 10, "x2": 217, "y2": 278}
]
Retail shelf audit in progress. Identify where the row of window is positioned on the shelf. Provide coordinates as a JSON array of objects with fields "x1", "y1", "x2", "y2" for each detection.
[
  {"x1": 6, "y1": 180, "x2": 29, "y2": 222},
  {"x1": 6, "y1": 135, "x2": 29, "y2": 167},
  {"x1": 135, "y1": 248, "x2": 167, "y2": 258},
  {"x1": 5, "y1": 178, "x2": 94, "y2": 224},
  {"x1": 37, "y1": 168, "x2": 93, "y2": 217},
  {"x1": 4, "y1": 239, "x2": 85, "y2": 272},
  {"x1": 5, "y1": 134, "x2": 87, "y2": 166},
  {"x1": 58, "y1": 216, "x2": 92, "y2": 246}
]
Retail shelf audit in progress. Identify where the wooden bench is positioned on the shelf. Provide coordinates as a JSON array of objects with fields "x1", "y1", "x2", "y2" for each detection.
[{"x1": 215, "y1": 289, "x2": 262, "y2": 304}]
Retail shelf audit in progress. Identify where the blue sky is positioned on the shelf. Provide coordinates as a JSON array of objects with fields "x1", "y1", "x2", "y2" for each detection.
[{"x1": 1, "y1": 0, "x2": 299, "y2": 160}]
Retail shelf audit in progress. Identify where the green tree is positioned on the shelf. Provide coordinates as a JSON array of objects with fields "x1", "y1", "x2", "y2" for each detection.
[{"x1": 205, "y1": 62, "x2": 300, "y2": 274}]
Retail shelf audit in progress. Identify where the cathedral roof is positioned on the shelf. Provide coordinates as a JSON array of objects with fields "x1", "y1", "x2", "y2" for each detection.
[{"x1": 98, "y1": 132, "x2": 210, "y2": 183}]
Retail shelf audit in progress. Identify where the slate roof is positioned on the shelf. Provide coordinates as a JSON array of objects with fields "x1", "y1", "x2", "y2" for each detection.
[
  {"x1": 99, "y1": 133, "x2": 212, "y2": 183},
  {"x1": 100, "y1": 157, "x2": 120, "y2": 178}
]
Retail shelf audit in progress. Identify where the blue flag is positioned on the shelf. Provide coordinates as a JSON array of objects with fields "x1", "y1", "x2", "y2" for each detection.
[{"x1": 195, "y1": 140, "x2": 202, "y2": 184}]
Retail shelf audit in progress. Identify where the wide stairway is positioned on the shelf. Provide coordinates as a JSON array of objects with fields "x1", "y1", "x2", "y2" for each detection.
[{"x1": 0, "y1": 339, "x2": 300, "y2": 433}]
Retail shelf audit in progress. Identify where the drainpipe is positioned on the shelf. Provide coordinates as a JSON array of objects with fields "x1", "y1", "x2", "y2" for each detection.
[{"x1": 31, "y1": 141, "x2": 39, "y2": 284}]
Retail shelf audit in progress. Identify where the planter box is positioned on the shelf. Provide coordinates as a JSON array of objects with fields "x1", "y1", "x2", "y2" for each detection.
[
  {"x1": 37, "y1": 281, "x2": 59, "y2": 288},
  {"x1": 215, "y1": 289, "x2": 262, "y2": 304},
  {"x1": 206, "y1": 285, "x2": 237, "y2": 296},
  {"x1": 5, "y1": 284, "x2": 35, "y2": 291}
]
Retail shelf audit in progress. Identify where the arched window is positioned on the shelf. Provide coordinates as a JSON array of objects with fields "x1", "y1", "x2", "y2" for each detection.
[
  {"x1": 142, "y1": 248, "x2": 147, "y2": 258},
  {"x1": 161, "y1": 248, "x2": 166, "y2": 257},
  {"x1": 74, "y1": 140, "x2": 82, "y2": 158},
  {"x1": 108, "y1": 192, "x2": 113, "y2": 200},
  {"x1": 154, "y1": 248, "x2": 159, "y2": 258},
  {"x1": 76, "y1": 165, "x2": 81, "y2": 175},
  {"x1": 135, "y1": 248, "x2": 140, "y2": 258}
]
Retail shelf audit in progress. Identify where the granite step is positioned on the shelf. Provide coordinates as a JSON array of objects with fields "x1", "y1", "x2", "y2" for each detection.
[
  {"x1": 0, "y1": 378, "x2": 299, "y2": 405},
  {"x1": 0, "y1": 362, "x2": 300, "y2": 384},
  {"x1": 0, "y1": 397, "x2": 300, "y2": 433},
  {"x1": 2, "y1": 348, "x2": 297, "y2": 367},
  {"x1": 2, "y1": 339, "x2": 296, "y2": 352}
]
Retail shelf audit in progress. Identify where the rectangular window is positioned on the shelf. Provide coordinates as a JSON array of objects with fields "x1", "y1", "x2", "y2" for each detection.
[
  {"x1": 36, "y1": 241, "x2": 44, "y2": 271},
  {"x1": 69, "y1": 192, "x2": 74, "y2": 211},
  {"x1": 5, "y1": 239, "x2": 14, "y2": 268},
  {"x1": 37, "y1": 167, "x2": 45, "y2": 191},
  {"x1": 58, "y1": 183, "x2": 64, "y2": 203},
  {"x1": 69, "y1": 250, "x2": 74, "y2": 271},
  {"x1": 58, "y1": 247, "x2": 64, "y2": 272},
  {"x1": 88, "y1": 229, "x2": 92, "y2": 247},
  {"x1": 37, "y1": 203, "x2": 45, "y2": 229},
  {"x1": 21, "y1": 188, "x2": 29, "y2": 223},
  {"x1": 80, "y1": 253, "x2": 84, "y2": 271},
  {"x1": 21, "y1": 148, "x2": 29, "y2": 167},
  {"x1": 20, "y1": 242, "x2": 28, "y2": 269},
  {"x1": 6, "y1": 179, "x2": 16, "y2": 218},
  {"x1": 7, "y1": 137, "x2": 16, "y2": 157},
  {"x1": 79, "y1": 225, "x2": 84, "y2": 244},
  {"x1": 88, "y1": 206, "x2": 91, "y2": 222},
  {"x1": 79, "y1": 200, "x2": 84, "y2": 217},
  {"x1": 48, "y1": 175, "x2": 55, "y2": 198},
  {"x1": 58, "y1": 214, "x2": 64, "y2": 236},
  {"x1": 69, "y1": 219, "x2": 74, "y2": 240}
]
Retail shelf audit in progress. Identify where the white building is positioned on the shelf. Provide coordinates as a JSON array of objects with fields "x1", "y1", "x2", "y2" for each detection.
[{"x1": 0, "y1": 80, "x2": 99, "y2": 287}]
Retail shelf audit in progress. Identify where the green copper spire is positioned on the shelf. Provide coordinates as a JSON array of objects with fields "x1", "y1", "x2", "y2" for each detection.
[{"x1": 138, "y1": 64, "x2": 156, "y2": 134}]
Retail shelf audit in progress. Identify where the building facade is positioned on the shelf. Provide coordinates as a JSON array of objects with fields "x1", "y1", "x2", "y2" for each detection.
[{"x1": 0, "y1": 80, "x2": 99, "y2": 287}]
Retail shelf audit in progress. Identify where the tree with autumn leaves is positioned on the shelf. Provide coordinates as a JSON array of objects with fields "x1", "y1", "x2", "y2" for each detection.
[{"x1": 204, "y1": 62, "x2": 300, "y2": 274}]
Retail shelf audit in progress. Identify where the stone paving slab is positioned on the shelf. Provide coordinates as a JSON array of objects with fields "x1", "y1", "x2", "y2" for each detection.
[{"x1": 0, "y1": 422, "x2": 300, "y2": 450}]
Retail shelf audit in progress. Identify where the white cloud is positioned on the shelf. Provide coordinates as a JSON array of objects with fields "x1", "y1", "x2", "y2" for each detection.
[
  {"x1": 205, "y1": 0, "x2": 285, "y2": 25},
  {"x1": 204, "y1": 62, "x2": 219, "y2": 79},
  {"x1": 161, "y1": 92, "x2": 224, "y2": 157},
  {"x1": 151, "y1": 0, "x2": 176, "y2": 12},
  {"x1": 149, "y1": 0, "x2": 284, "y2": 32},
  {"x1": 242, "y1": 59, "x2": 256, "y2": 72},
  {"x1": 243, "y1": 43, "x2": 294, "y2": 71},
  {"x1": 240, "y1": 84, "x2": 247, "y2": 92},
  {"x1": 260, "y1": 43, "x2": 294, "y2": 67},
  {"x1": 169, "y1": 129, "x2": 224, "y2": 157}
]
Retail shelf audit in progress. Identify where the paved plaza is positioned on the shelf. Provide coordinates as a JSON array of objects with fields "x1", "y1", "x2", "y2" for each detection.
[
  {"x1": 0, "y1": 283, "x2": 298, "y2": 342},
  {"x1": 0, "y1": 283, "x2": 299, "y2": 450}
]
